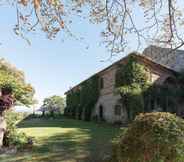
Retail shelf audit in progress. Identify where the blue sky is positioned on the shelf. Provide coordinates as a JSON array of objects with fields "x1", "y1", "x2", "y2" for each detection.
[{"x1": 0, "y1": 3, "x2": 148, "y2": 111}]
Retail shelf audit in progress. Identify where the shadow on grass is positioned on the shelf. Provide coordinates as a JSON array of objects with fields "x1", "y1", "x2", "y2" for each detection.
[
  {"x1": 17, "y1": 116, "x2": 113, "y2": 129},
  {"x1": 0, "y1": 117, "x2": 122, "y2": 162}
]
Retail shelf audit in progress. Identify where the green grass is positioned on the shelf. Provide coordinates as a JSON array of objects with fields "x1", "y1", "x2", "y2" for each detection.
[{"x1": 0, "y1": 117, "x2": 123, "y2": 162}]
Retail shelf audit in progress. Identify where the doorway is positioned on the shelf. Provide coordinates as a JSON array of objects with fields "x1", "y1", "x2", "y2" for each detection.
[{"x1": 99, "y1": 105, "x2": 104, "y2": 120}]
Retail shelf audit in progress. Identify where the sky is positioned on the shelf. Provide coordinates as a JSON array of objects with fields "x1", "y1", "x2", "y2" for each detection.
[{"x1": 0, "y1": 4, "x2": 131, "y2": 111}]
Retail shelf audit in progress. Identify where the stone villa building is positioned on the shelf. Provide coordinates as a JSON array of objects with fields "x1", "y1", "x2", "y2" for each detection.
[{"x1": 65, "y1": 46, "x2": 184, "y2": 123}]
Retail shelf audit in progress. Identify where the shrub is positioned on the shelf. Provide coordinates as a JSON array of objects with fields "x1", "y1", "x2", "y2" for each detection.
[
  {"x1": 3, "y1": 111, "x2": 32, "y2": 149},
  {"x1": 111, "y1": 112, "x2": 184, "y2": 162}
]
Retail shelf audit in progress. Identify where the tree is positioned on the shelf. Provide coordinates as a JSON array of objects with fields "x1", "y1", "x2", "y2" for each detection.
[
  {"x1": 3, "y1": 0, "x2": 184, "y2": 54},
  {"x1": 0, "y1": 59, "x2": 35, "y2": 107},
  {"x1": 39, "y1": 105, "x2": 47, "y2": 116},
  {"x1": 0, "y1": 58, "x2": 35, "y2": 148},
  {"x1": 42, "y1": 95, "x2": 65, "y2": 116}
]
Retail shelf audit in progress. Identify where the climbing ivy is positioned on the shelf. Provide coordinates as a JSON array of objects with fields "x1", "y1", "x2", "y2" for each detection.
[
  {"x1": 115, "y1": 55, "x2": 150, "y2": 121},
  {"x1": 116, "y1": 55, "x2": 184, "y2": 121},
  {"x1": 115, "y1": 55, "x2": 150, "y2": 88},
  {"x1": 143, "y1": 82, "x2": 183, "y2": 114},
  {"x1": 65, "y1": 89, "x2": 80, "y2": 118},
  {"x1": 65, "y1": 75, "x2": 99, "y2": 121},
  {"x1": 66, "y1": 55, "x2": 184, "y2": 122}
]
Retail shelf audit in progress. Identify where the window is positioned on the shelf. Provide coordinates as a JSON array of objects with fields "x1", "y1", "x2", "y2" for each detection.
[
  {"x1": 114, "y1": 105, "x2": 121, "y2": 116},
  {"x1": 100, "y1": 77, "x2": 104, "y2": 89}
]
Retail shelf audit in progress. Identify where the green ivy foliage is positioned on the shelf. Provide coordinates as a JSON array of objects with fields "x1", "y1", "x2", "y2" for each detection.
[
  {"x1": 115, "y1": 55, "x2": 184, "y2": 120},
  {"x1": 143, "y1": 84, "x2": 179, "y2": 113},
  {"x1": 65, "y1": 89, "x2": 80, "y2": 118},
  {"x1": 111, "y1": 112, "x2": 184, "y2": 162},
  {"x1": 65, "y1": 76, "x2": 99, "y2": 121},
  {"x1": 115, "y1": 55, "x2": 150, "y2": 121},
  {"x1": 118, "y1": 84, "x2": 144, "y2": 121},
  {"x1": 115, "y1": 55, "x2": 149, "y2": 88}
]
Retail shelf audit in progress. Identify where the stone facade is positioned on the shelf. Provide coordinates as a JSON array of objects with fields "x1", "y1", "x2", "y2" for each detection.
[
  {"x1": 92, "y1": 65, "x2": 127, "y2": 123},
  {"x1": 66, "y1": 48, "x2": 178, "y2": 123},
  {"x1": 143, "y1": 45, "x2": 184, "y2": 72},
  {"x1": 92, "y1": 53, "x2": 175, "y2": 123}
]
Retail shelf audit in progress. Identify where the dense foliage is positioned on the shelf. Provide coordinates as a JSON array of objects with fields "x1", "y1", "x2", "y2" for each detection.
[
  {"x1": 65, "y1": 89, "x2": 80, "y2": 118},
  {"x1": 0, "y1": 59, "x2": 35, "y2": 106},
  {"x1": 111, "y1": 112, "x2": 184, "y2": 162},
  {"x1": 41, "y1": 95, "x2": 65, "y2": 116},
  {"x1": 65, "y1": 76, "x2": 99, "y2": 121},
  {"x1": 143, "y1": 84, "x2": 180, "y2": 113},
  {"x1": 115, "y1": 55, "x2": 184, "y2": 121},
  {"x1": 143, "y1": 71, "x2": 184, "y2": 116},
  {"x1": 115, "y1": 55, "x2": 149, "y2": 88},
  {"x1": 0, "y1": 58, "x2": 35, "y2": 148},
  {"x1": 115, "y1": 55, "x2": 150, "y2": 121},
  {"x1": 4, "y1": 111, "x2": 31, "y2": 149}
]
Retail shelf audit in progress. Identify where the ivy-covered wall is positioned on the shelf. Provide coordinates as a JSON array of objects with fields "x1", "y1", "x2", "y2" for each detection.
[
  {"x1": 115, "y1": 55, "x2": 150, "y2": 88},
  {"x1": 116, "y1": 55, "x2": 184, "y2": 121},
  {"x1": 65, "y1": 54, "x2": 184, "y2": 123},
  {"x1": 115, "y1": 55, "x2": 150, "y2": 121},
  {"x1": 65, "y1": 76, "x2": 99, "y2": 121},
  {"x1": 65, "y1": 89, "x2": 80, "y2": 118}
]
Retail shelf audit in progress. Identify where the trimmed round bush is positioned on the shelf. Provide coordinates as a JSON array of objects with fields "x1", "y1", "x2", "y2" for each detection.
[{"x1": 111, "y1": 112, "x2": 184, "y2": 162}]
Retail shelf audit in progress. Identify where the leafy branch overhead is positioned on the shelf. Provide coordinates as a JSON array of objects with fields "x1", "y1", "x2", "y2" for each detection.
[
  {"x1": 7, "y1": 0, "x2": 184, "y2": 53},
  {"x1": 14, "y1": 0, "x2": 65, "y2": 41}
]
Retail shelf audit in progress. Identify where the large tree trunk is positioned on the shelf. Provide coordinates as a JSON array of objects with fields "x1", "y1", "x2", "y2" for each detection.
[{"x1": 0, "y1": 116, "x2": 6, "y2": 148}]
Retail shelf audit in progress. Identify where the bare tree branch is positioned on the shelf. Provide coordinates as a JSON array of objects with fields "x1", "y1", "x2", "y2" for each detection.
[{"x1": 1, "y1": 0, "x2": 184, "y2": 54}]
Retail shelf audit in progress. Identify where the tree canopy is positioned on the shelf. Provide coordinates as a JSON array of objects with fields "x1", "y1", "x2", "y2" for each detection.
[
  {"x1": 41, "y1": 95, "x2": 65, "y2": 115},
  {"x1": 0, "y1": 58, "x2": 35, "y2": 107},
  {"x1": 4, "y1": 0, "x2": 184, "y2": 53}
]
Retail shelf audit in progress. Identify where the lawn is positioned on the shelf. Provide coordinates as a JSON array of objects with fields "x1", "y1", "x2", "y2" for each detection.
[{"x1": 0, "y1": 117, "x2": 123, "y2": 162}]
